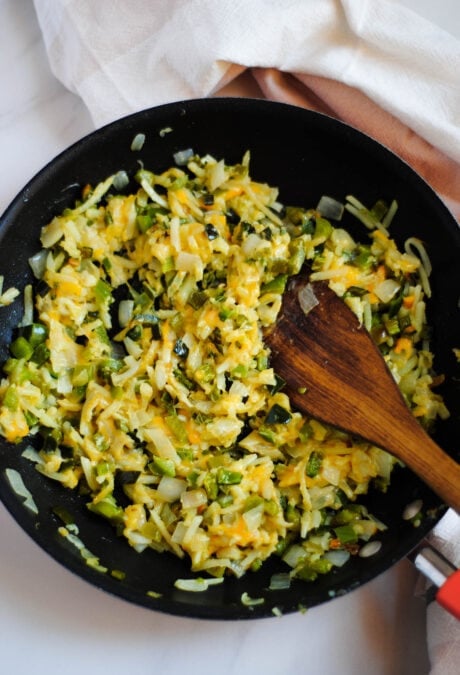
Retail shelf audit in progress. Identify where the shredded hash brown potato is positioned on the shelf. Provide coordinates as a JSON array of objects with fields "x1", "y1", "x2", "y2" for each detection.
[{"x1": 0, "y1": 153, "x2": 449, "y2": 581}]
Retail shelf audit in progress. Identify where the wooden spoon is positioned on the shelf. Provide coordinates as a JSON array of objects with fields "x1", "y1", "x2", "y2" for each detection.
[{"x1": 264, "y1": 274, "x2": 460, "y2": 513}]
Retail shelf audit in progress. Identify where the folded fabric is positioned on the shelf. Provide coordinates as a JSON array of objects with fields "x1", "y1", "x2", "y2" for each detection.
[
  {"x1": 33, "y1": 0, "x2": 460, "y2": 219},
  {"x1": 33, "y1": 1, "x2": 460, "y2": 672},
  {"x1": 425, "y1": 509, "x2": 460, "y2": 675}
]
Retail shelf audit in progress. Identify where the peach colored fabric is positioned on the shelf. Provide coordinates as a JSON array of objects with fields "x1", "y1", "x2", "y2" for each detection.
[{"x1": 252, "y1": 68, "x2": 460, "y2": 221}]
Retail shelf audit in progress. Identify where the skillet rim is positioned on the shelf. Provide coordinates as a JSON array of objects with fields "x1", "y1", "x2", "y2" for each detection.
[{"x1": 0, "y1": 97, "x2": 458, "y2": 620}]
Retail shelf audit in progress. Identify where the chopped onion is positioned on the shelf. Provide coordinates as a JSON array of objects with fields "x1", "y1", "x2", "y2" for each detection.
[
  {"x1": 5, "y1": 468, "x2": 38, "y2": 514},
  {"x1": 330, "y1": 228, "x2": 355, "y2": 252},
  {"x1": 143, "y1": 426, "x2": 180, "y2": 461},
  {"x1": 374, "y1": 279, "x2": 400, "y2": 303},
  {"x1": 113, "y1": 170, "x2": 130, "y2": 191},
  {"x1": 157, "y1": 476, "x2": 187, "y2": 502},
  {"x1": 174, "y1": 577, "x2": 224, "y2": 592},
  {"x1": 171, "y1": 521, "x2": 188, "y2": 544},
  {"x1": 19, "y1": 284, "x2": 33, "y2": 326},
  {"x1": 269, "y1": 573, "x2": 291, "y2": 590},
  {"x1": 325, "y1": 549, "x2": 351, "y2": 567},
  {"x1": 118, "y1": 299, "x2": 134, "y2": 327},
  {"x1": 242, "y1": 503, "x2": 264, "y2": 531},
  {"x1": 298, "y1": 283, "x2": 319, "y2": 316},
  {"x1": 21, "y1": 446, "x2": 43, "y2": 464},
  {"x1": 0, "y1": 284, "x2": 20, "y2": 306},
  {"x1": 180, "y1": 488, "x2": 207, "y2": 510},
  {"x1": 207, "y1": 159, "x2": 227, "y2": 191},
  {"x1": 241, "y1": 233, "x2": 270, "y2": 258},
  {"x1": 28, "y1": 249, "x2": 48, "y2": 279},
  {"x1": 241, "y1": 592, "x2": 265, "y2": 607},
  {"x1": 282, "y1": 544, "x2": 307, "y2": 569},
  {"x1": 173, "y1": 148, "x2": 194, "y2": 166},
  {"x1": 316, "y1": 195, "x2": 344, "y2": 220},
  {"x1": 59, "y1": 527, "x2": 108, "y2": 572},
  {"x1": 130, "y1": 133, "x2": 146, "y2": 151}
]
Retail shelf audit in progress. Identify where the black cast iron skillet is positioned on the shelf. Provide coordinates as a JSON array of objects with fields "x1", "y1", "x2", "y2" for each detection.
[{"x1": 0, "y1": 98, "x2": 459, "y2": 620}]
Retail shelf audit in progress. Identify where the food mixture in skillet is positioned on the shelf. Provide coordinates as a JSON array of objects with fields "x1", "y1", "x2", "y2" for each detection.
[{"x1": 0, "y1": 152, "x2": 449, "y2": 581}]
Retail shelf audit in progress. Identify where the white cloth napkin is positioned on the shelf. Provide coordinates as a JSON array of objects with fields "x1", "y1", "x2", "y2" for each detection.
[
  {"x1": 33, "y1": 0, "x2": 460, "y2": 219},
  {"x1": 33, "y1": 0, "x2": 460, "y2": 671},
  {"x1": 425, "y1": 510, "x2": 460, "y2": 675}
]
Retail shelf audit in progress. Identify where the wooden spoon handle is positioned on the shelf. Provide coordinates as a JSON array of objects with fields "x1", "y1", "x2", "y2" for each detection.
[
  {"x1": 374, "y1": 410, "x2": 460, "y2": 514},
  {"x1": 266, "y1": 279, "x2": 460, "y2": 512}
]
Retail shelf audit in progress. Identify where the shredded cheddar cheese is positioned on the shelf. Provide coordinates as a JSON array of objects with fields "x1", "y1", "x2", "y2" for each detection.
[{"x1": 0, "y1": 152, "x2": 448, "y2": 583}]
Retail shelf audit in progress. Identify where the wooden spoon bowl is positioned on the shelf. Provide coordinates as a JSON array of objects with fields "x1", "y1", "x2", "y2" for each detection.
[{"x1": 264, "y1": 275, "x2": 460, "y2": 513}]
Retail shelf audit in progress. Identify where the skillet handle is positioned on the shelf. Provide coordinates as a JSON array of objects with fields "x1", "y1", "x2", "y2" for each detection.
[
  {"x1": 436, "y1": 570, "x2": 460, "y2": 620},
  {"x1": 413, "y1": 543, "x2": 460, "y2": 620}
]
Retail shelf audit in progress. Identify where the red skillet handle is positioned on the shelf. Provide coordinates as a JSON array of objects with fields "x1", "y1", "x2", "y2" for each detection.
[
  {"x1": 436, "y1": 570, "x2": 460, "y2": 620},
  {"x1": 412, "y1": 542, "x2": 460, "y2": 620}
]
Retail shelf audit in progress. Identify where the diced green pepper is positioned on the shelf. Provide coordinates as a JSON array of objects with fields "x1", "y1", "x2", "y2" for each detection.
[
  {"x1": 384, "y1": 316, "x2": 400, "y2": 336},
  {"x1": 306, "y1": 451, "x2": 323, "y2": 478},
  {"x1": 218, "y1": 306, "x2": 234, "y2": 321},
  {"x1": 299, "y1": 421, "x2": 313, "y2": 442},
  {"x1": 149, "y1": 457, "x2": 176, "y2": 477},
  {"x1": 136, "y1": 214, "x2": 153, "y2": 232},
  {"x1": 21, "y1": 323, "x2": 48, "y2": 348},
  {"x1": 216, "y1": 468, "x2": 242, "y2": 485},
  {"x1": 10, "y1": 337, "x2": 34, "y2": 360},
  {"x1": 3, "y1": 385, "x2": 19, "y2": 411},
  {"x1": 195, "y1": 362, "x2": 215, "y2": 384},
  {"x1": 188, "y1": 290, "x2": 208, "y2": 310},
  {"x1": 177, "y1": 448, "x2": 194, "y2": 461},
  {"x1": 186, "y1": 470, "x2": 200, "y2": 487},
  {"x1": 96, "y1": 460, "x2": 111, "y2": 476},
  {"x1": 24, "y1": 410, "x2": 38, "y2": 427},
  {"x1": 98, "y1": 358, "x2": 123, "y2": 381},
  {"x1": 265, "y1": 403, "x2": 292, "y2": 425},
  {"x1": 285, "y1": 504, "x2": 300, "y2": 527},
  {"x1": 87, "y1": 494, "x2": 124, "y2": 522},
  {"x1": 116, "y1": 470, "x2": 140, "y2": 485},
  {"x1": 314, "y1": 217, "x2": 333, "y2": 240},
  {"x1": 258, "y1": 426, "x2": 276, "y2": 444},
  {"x1": 264, "y1": 499, "x2": 279, "y2": 516},
  {"x1": 334, "y1": 524, "x2": 358, "y2": 544},
  {"x1": 288, "y1": 239, "x2": 306, "y2": 274},
  {"x1": 243, "y1": 495, "x2": 264, "y2": 512},
  {"x1": 72, "y1": 364, "x2": 95, "y2": 386},
  {"x1": 102, "y1": 257, "x2": 112, "y2": 272},
  {"x1": 217, "y1": 493, "x2": 234, "y2": 508},
  {"x1": 231, "y1": 364, "x2": 248, "y2": 379},
  {"x1": 203, "y1": 473, "x2": 218, "y2": 500},
  {"x1": 126, "y1": 324, "x2": 143, "y2": 341},
  {"x1": 165, "y1": 414, "x2": 188, "y2": 445},
  {"x1": 161, "y1": 257, "x2": 175, "y2": 274},
  {"x1": 170, "y1": 175, "x2": 188, "y2": 191},
  {"x1": 94, "y1": 279, "x2": 113, "y2": 304},
  {"x1": 260, "y1": 274, "x2": 288, "y2": 295},
  {"x1": 370, "y1": 199, "x2": 389, "y2": 222},
  {"x1": 332, "y1": 506, "x2": 363, "y2": 525},
  {"x1": 94, "y1": 325, "x2": 111, "y2": 345},
  {"x1": 295, "y1": 557, "x2": 333, "y2": 581},
  {"x1": 344, "y1": 286, "x2": 368, "y2": 298},
  {"x1": 269, "y1": 374, "x2": 286, "y2": 395},
  {"x1": 30, "y1": 343, "x2": 51, "y2": 366},
  {"x1": 349, "y1": 245, "x2": 375, "y2": 271}
]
